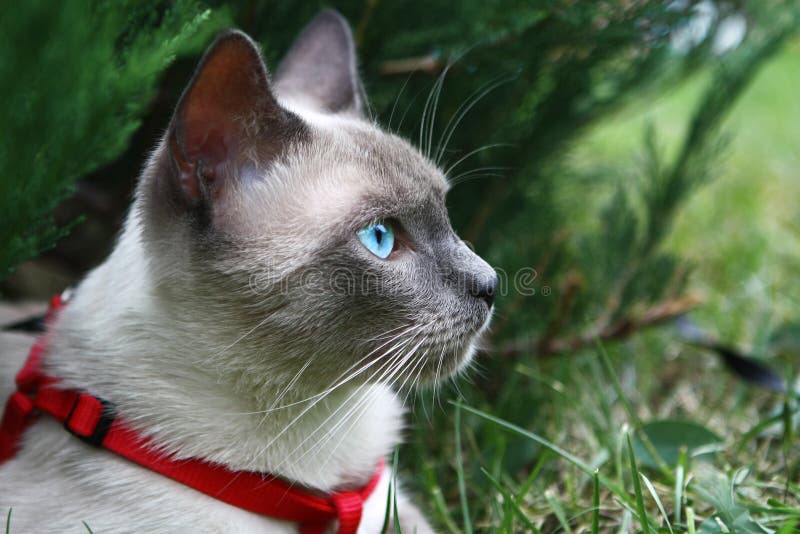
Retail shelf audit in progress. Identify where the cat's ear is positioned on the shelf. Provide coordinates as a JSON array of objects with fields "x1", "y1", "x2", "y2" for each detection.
[
  {"x1": 274, "y1": 9, "x2": 367, "y2": 116},
  {"x1": 168, "y1": 30, "x2": 305, "y2": 205}
]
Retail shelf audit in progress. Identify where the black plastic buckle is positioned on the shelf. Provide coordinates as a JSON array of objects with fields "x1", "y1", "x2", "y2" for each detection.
[{"x1": 64, "y1": 394, "x2": 116, "y2": 447}]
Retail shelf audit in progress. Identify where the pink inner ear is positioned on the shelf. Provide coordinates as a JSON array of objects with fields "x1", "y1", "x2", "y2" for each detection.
[
  {"x1": 170, "y1": 31, "x2": 272, "y2": 204},
  {"x1": 172, "y1": 113, "x2": 237, "y2": 202},
  {"x1": 185, "y1": 112, "x2": 240, "y2": 197},
  {"x1": 183, "y1": 111, "x2": 234, "y2": 164}
]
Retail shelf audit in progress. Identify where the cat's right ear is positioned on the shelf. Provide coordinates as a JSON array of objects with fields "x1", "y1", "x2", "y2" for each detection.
[
  {"x1": 274, "y1": 10, "x2": 366, "y2": 116},
  {"x1": 167, "y1": 30, "x2": 305, "y2": 207}
]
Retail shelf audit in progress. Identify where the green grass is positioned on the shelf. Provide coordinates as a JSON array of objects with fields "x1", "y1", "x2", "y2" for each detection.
[
  {"x1": 402, "y1": 42, "x2": 800, "y2": 533},
  {"x1": 406, "y1": 339, "x2": 799, "y2": 532}
]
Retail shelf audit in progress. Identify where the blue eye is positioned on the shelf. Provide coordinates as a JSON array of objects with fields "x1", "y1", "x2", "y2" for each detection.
[{"x1": 357, "y1": 222, "x2": 396, "y2": 259}]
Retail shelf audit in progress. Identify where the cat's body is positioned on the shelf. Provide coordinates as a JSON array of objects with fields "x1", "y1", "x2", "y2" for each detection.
[{"x1": 0, "y1": 10, "x2": 495, "y2": 533}]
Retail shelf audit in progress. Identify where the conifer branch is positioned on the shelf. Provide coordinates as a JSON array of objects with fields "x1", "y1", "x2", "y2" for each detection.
[
  {"x1": 379, "y1": 54, "x2": 444, "y2": 76},
  {"x1": 497, "y1": 294, "x2": 702, "y2": 358}
]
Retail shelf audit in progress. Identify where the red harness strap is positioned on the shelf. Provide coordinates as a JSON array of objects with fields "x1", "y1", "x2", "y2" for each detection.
[{"x1": 0, "y1": 294, "x2": 383, "y2": 534}]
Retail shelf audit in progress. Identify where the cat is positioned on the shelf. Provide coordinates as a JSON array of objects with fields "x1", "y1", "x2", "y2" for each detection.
[{"x1": 0, "y1": 9, "x2": 497, "y2": 533}]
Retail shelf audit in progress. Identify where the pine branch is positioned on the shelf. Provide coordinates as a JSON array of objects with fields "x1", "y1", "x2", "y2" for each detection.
[
  {"x1": 379, "y1": 54, "x2": 444, "y2": 76},
  {"x1": 497, "y1": 294, "x2": 703, "y2": 358}
]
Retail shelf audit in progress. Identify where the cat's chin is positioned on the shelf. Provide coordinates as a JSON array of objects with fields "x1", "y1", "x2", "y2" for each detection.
[
  {"x1": 413, "y1": 322, "x2": 490, "y2": 387},
  {"x1": 434, "y1": 311, "x2": 493, "y2": 380},
  {"x1": 449, "y1": 339, "x2": 480, "y2": 376}
]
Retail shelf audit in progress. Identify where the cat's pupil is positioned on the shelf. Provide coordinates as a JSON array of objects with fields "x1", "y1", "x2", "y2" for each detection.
[{"x1": 375, "y1": 227, "x2": 383, "y2": 244}]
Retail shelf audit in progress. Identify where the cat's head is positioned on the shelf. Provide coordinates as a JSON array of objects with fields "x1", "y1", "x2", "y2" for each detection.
[{"x1": 139, "y1": 10, "x2": 496, "y2": 393}]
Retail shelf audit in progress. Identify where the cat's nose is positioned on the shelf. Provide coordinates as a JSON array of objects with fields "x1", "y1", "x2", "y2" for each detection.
[
  {"x1": 469, "y1": 273, "x2": 497, "y2": 308},
  {"x1": 449, "y1": 238, "x2": 498, "y2": 308}
]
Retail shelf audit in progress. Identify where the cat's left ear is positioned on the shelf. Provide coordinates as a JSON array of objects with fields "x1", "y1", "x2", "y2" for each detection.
[
  {"x1": 274, "y1": 9, "x2": 367, "y2": 116},
  {"x1": 167, "y1": 30, "x2": 306, "y2": 207}
]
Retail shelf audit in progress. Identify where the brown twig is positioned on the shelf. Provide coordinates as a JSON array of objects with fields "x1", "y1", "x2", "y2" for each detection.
[
  {"x1": 379, "y1": 54, "x2": 445, "y2": 76},
  {"x1": 497, "y1": 294, "x2": 703, "y2": 358}
]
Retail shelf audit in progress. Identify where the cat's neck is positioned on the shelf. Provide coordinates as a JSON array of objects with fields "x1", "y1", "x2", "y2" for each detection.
[{"x1": 42, "y1": 212, "x2": 402, "y2": 491}]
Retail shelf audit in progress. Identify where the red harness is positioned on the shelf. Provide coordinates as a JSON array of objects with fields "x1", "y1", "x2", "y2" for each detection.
[{"x1": 0, "y1": 294, "x2": 383, "y2": 534}]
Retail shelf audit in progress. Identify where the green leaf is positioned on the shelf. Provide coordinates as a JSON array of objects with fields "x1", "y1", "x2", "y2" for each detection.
[
  {"x1": 696, "y1": 517, "x2": 724, "y2": 534},
  {"x1": 693, "y1": 471, "x2": 764, "y2": 534},
  {"x1": 633, "y1": 420, "x2": 723, "y2": 469}
]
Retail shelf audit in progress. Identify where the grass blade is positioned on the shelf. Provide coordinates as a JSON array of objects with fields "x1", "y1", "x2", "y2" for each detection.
[
  {"x1": 545, "y1": 489, "x2": 572, "y2": 534},
  {"x1": 480, "y1": 467, "x2": 542, "y2": 533},
  {"x1": 454, "y1": 402, "x2": 473, "y2": 534},
  {"x1": 626, "y1": 432, "x2": 652, "y2": 534},
  {"x1": 514, "y1": 450, "x2": 551, "y2": 506},
  {"x1": 420, "y1": 459, "x2": 461, "y2": 534},
  {"x1": 592, "y1": 470, "x2": 600, "y2": 534},
  {"x1": 393, "y1": 449, "x2": 402, "y2": 534},
  {"x1": 451, "y1": 401, "x2": 630, "y2": 502},
  {"x1": 618, "y1": 509, "x2": 631, "y2": 534},
  {"x1": 735, "y1": 403, "x2": 799, "y2": 455},
  {"x1": 381, "y1": 449, "x2": 397, "y2": 534},
  {"x1": 597, "y1": 340, "x2": 673, "y2": 480},
  {"x1": 641, "y1": 472, "x2": 673, "y2": 534},
  {"x1": 675, "y1": 447, "x2": 687, "y2": 526}
]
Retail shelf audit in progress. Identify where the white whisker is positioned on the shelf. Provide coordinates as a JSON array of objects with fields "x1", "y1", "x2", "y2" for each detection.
[
  {"x1": 388, "y1": 72, "x2": 414, "y2": 132},
  {"x1": 252, "y1": 323, "x2": 429, "y2": 461},
  {"x1": 444, "y1": 143, "x2": 513, "y2": 178},
  {"x1": 229, "y1": 323, "x2": 422, "y2": 416},
  {"x1": 435, "y1": 75, "x2": 514, "y2": 165}
]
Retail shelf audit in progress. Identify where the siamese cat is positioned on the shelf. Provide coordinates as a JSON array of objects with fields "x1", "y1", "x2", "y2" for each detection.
[{"x1": 0, "y1": 9, "x2": 496, "y2": 533}]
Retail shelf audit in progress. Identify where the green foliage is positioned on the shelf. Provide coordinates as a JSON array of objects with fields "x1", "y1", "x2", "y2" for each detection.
[{"x1": 0, "y1": 0, "x2": 228, "y2": 278}]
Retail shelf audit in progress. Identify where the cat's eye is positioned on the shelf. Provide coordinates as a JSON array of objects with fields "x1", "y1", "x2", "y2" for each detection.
[{"x1": 357, "y1": 221, "x2": 396, "y2": 259}]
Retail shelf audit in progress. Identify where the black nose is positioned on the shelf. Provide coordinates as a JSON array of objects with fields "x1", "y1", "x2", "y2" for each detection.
[{"x1": 470, "y1": 274, "x2": 497, "y2": 308}]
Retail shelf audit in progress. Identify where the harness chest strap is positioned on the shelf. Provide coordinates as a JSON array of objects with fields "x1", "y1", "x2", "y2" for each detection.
[{"x1": 0, "y1": 294, "x2": 383, "y2": 534}]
